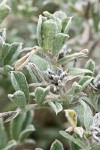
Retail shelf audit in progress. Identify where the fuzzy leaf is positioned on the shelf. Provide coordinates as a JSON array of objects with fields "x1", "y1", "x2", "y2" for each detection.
[
  {"x1": 64, "y1": 17, "x2": 73, "y2": 34},
  {"x1": 11, "y1": 71, "x2": 30, "y2": 103},
  {"x1": 30, "y1": 54, "x2": 48, "y2": 71},
  {"x1": 43, "y1": 11, "x2": 62, "y2": 33},
  {"x1": 61, "y1": 17, "x2": 69, "y2": 33},
  {"x1": 37, "y1": 15, "x2": 43, "y2": 47},
  {"x1": 42, "y1": 19, "x2": 57, "y2": 52},
  {"x1": 79, "y1": 100, "x2": 93, "y2": 131},
  {"x1": 3, "y1": 140, "x2": 17, "y2": 150},
  {"x1": 10, "y1": 112, "x2": 27, "y2": 140},
  {"x1": 0, "y1": 118, "x2": 7, "y2": 149},
  {"x1": 34, "y1": 87, "x2": 49, "y2": 105},
  {"x1": 22, "y1": 110, "x2": 34, "y2": 129},
  {"x1": 48, "y1": 101, "x2": 63, "y2": 115},
  {"x1": 68, "y1": 68, "x2": 92, "y2": 76},
  {"x1": 59, "y1": 131, "x2": 86, "y2": 149},
  {"x1": 78, "y1": 76, "x2": 93, "y2": 90},
  {"x1": 57, "y1": 52, "x2": 87, "y2": 65},
  {"x1": 8, "y1": 90, "x2": 26, "y2": 110},
  {"x1": 4, "y1": 42, "x2": 22, "y2": 65},
  {"x1": 52, "y1": 33, "x2": 69, "y2": 55},
  {"x1": 85, "y1": 59, "x2": 95, "y2": 75},
  {"x1": 26, "y1": 64, "x2": 38, "y2": 82},
  {"x1": 18, "y1": 124, "x2": 35, "y2": 142},
  {"x1": 72, "y1": 82, "x2": 82, "y2": 95},
  {"x1": 0, "y1": 43, "x2": 11, "y2": 63},
  {"x1": 50, "y1": 139, "x2": 64, "y2": 150}
]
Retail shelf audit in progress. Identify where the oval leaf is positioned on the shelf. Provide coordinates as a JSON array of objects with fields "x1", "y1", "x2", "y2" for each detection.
[
  {"x1": 50, "y1": 139, "x2": 64, "y2": 150},
  {"x1": 11, "y1": 71, "x2": 30, "y2": 103}
]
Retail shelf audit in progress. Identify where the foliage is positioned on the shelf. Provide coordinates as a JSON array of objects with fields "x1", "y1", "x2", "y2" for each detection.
[{"x1": 0, "y1": 0, "x2": 100, "y2": 149}]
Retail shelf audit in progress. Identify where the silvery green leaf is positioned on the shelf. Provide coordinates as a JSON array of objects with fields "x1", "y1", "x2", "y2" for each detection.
[
  {"x1": 11, "y1": 71, "x2": 30, "y2": 103},
  {"x1": 68, "y1": 68, "x2": 93, "y2": 76},
  {"x1": 42, "y1": 19, "x2": 57, "y2": 52},
  {"x1": 57, "y1": 52, "x2": 87, "y2": 65},
  {"x1": 8, "y1": 90, "x2": 26, "y2": 110},
  {"x1": 50, "y1": 139, "x2": 64, "y2": 150},
  {"x1": 74, "y1": 105, "x2": 84, "y2": 126},
  {"x1": 78, "y1": 76, "x2": 93, "y2": 90},
  {"x1": 0, "y1": 118, "x2": 7, "y2": 149},
  {"x1": 4, "y1": 42, "x2": 22, "y2": 65},
  {"x1": 37, "y1": 15, "x2": 43, "y2": 47},
  {"x1": 22, "y1": 110, "x2": 34, "y2": 129},
  {"x1": 34, "y1": 87, "x2": 47, "y2": 105},
  {"x1": 72, "y1": 82, "x2": 82, "y2": 95},
  {"x1": 61, "y1": 17, "x2": 70, "y2": 33},
  {"x1": 30, "y1": 54, "x2": 48, "y2": 71},
  {"x1": 3, "y1": 140, "x2": 17, "y2": 150},
  {"x1": 64, "y1": 17, "x2": 73, "y2": 34},
  {"x1": 10, "y1": 112, "x2": 27, "y2": 140},
  {"x1": 43, "y1": 11, "x2": 62, "y2": 33},
  {"x1": 59, "y1": 131, "x2": 86, "y2": 149},
  {"x1": 79, "y1": 100, "x2": 93, "y2": 131},
  {"x1": 26, "y1": 64, "x2": 38, "y2": 83},
  {"x1": 0, "y1": 43, "x2": 11, "y2": 63},
  {"x1": 18, "y1": 124, "x2": 35, "y2": 142},
  {"x1": 48, "y1": 101, "x2": 63, "y2": 115},
  {"x1": 52, "y1": 33, "x2": 69, "y2": 55},
  {"x1": 85, "y1": 59, "x2": 95, "y2": 74}
]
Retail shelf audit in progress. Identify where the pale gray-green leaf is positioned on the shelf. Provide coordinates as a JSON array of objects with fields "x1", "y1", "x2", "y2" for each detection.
[
  {"x1": 79, "y1": 100, "x2": 93, "y2": 131},
  {"x1": 68, "y1": 68, "x2": 92, "y2": 76},
  {"x1": 48, "y1": 101, "x2": 63, "y2": 115},
  {"x1": 18, "y1": 124, "x2": 35, "y2": 142},
  {"x1": 8, "y1": 90, "x2": 26, "y2": 110},
  {"x1": 11, "y1": 71, "x2": 30, "y2": 103},
  {"x1": 50, "y1": 139, "x2": 64, "y2": 150},
  {"x1": 59, "y1": 131, "x2": 86, "y2": 148},
  {"x1": 3, "y1": 140, "x2": 17, "y2": 150}
]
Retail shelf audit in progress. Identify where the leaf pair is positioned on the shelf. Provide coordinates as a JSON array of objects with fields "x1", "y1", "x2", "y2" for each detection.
[
  {"x1": 8, "y1": 71, "x2": 29, "y2": 110},
  {"x1": 34, "y1": 86, "x2": 50, "y2": 105}
]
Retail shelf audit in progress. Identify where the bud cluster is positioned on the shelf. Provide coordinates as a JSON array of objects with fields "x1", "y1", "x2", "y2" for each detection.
[{"x1": 45, "y1": 66, "x2": 67, "y2": 86}]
